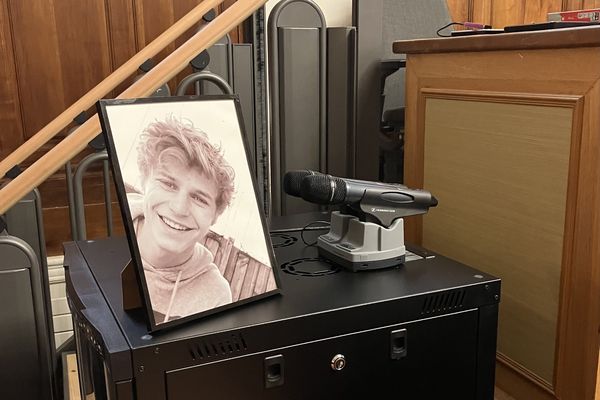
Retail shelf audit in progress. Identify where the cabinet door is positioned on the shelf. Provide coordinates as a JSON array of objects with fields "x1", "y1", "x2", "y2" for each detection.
[{"x1": 165, "y1": 310, "x2": 480, "y2": 399}]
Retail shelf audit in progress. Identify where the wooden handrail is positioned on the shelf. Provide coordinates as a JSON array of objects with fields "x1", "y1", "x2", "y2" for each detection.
[
  {"x1": 0, "y1": 0, "x2": 266, "y2": 214},
  {"x1": 0, "y1": 0, "x2": 221, "y2": 179}
]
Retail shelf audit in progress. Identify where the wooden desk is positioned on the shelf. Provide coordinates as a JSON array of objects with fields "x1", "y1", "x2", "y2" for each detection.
[{"x1": 394, "y1": 26, "x2": 600, "y2": 400}]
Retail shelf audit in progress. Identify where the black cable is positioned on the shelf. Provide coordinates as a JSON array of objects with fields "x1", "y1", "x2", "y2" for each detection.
[
  {"x1": 300, "y1": 220, "x2": 330, "y2": 246},
  {"x1": 437, "y1": 21, "x2": 492, "y2": 37},
  {"x1": 436, "y1": 22, "x2": 464, "y2": 37},
  {"x1": 270, "y1": 225, "x2": 330, "y2": 234}
]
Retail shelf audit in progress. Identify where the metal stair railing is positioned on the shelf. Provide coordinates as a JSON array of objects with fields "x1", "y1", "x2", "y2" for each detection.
[{"x1": 72, "y1": 151, "x2": 112, "y2": 241}]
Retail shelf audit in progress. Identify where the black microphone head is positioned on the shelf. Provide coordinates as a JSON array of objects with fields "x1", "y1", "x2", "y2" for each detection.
[
  {"x1": 300, "y1": 175, "x2": 346, "y2": 204},
  {"x1": 283, "y1": 170, "x2": 321, "y2": 197}
]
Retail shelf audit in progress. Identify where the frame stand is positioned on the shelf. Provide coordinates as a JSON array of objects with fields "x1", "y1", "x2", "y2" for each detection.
[
  {"x1": 317, "y1": 211, "x2": 406, "y2": 272},
  {"x1": 121, "y1": 259, "x2": 143, "y2": 311}
]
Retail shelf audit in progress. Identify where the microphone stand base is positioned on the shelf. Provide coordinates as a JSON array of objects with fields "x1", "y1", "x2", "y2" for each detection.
[
  {"x1": 317, "y1": 211, "x2": 406, "y2": 272},
  {"x1": 318, "y1": 246, "x2": 406, "y2": 272}
]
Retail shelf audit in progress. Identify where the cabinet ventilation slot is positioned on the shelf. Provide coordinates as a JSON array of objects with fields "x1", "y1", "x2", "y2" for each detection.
[
  {"x1": 421, "y1": 290, "x2": 466, "y2": 314},
  {"x1": 189, "y1": 333, "x2": 248, "y2": 361}
]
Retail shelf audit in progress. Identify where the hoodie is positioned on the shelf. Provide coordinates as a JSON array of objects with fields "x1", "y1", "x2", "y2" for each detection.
[{"x1": 127, "y1": 192, "x2": 232, "y2": 323}]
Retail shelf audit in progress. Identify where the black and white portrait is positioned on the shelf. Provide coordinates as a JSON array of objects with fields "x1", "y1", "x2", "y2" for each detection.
[{"x1": 98, "y1": 97, "x2": 279, "y2": 330}]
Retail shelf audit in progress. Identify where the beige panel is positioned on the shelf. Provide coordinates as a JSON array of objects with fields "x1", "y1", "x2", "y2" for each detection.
[
  {"x1": 51, "y1": 297, "x2": 70, "y2": 316},
  {"x1": 422, "y1": 98, "x2": 572, "y2": 384},
  {"x1": 50, "y1": 282, "x2": 66, "y2": 299},
  {"x1": 53, "y1": 314, "x2": 74, "y2": 333},
  {"x1": 55, "y1": 331, "x2": 73, "y2": 350}
]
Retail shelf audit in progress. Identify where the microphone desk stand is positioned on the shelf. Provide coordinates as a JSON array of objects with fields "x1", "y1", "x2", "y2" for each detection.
[{"x1": 317, "y1": 211, "x2": 407, "y2": 271}]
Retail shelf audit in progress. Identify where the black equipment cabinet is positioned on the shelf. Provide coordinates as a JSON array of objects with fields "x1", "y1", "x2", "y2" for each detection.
[{"x1": 65, "y1": 229, "x2": 500, "y2": 400}]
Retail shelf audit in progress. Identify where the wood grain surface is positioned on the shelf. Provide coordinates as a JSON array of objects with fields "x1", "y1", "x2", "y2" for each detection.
[{"x1": 400, "y1": 36, "x2": 600, "y2": 400}]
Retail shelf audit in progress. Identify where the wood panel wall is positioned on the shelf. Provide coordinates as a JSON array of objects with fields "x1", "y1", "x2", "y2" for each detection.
[
  {"x1": 0, "y1": 0, "x2": 245, "y2": 255},
  {"x1": 446, "y1": 0, "x2": 600, "y2": 28}
]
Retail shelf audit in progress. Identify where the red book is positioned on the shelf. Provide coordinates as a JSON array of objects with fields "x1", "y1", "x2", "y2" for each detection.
[{"x1": 548, "y1": 8, "x2": 600, "y2": 22}]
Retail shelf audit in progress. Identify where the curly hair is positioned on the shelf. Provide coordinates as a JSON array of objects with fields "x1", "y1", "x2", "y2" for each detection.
[{"x1": 137, "y1": 116, "x2": 235, "y2": 216}]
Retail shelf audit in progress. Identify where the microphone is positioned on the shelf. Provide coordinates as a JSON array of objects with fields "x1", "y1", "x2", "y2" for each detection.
[
  {"x1": 282, "y1": 170, "x2": 321, "y2": 197},
  {"x1": 300, "y1": 174, "x2": 437, "y2": 223},
  {"x1": 300, "y1": 174, "x2": 433, "y2": 205},
  {"x1": 283, "y1": 170, "x2": 407, "y2": 198}
]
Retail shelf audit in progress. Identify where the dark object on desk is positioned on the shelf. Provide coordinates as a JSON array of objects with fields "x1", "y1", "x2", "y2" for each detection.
[
  {"x1": 504, "y1": 21, "x2": 600, "y2": 32},
  {"x1": 438, "y1": 22, "x2": 494, "y2": 37},
  {"x1": 283, "y1": 170, "x2": 437, "y2": 271},
  {"x1": 65, "y1": 223, "x2": 500, "y2": 399},
  {"x1": 450, "y1": 29, "x2": 505, "y2": 36}
]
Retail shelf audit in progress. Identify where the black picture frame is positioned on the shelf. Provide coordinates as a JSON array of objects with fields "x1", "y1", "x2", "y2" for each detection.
[{"x1": 97, "y1": 95, "x2": 281, "y2": 332}]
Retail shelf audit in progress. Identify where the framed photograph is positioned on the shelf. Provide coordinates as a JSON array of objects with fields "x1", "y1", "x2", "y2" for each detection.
[{"x1": 97, "y1": 95, "x2": 280, "y2": 332}]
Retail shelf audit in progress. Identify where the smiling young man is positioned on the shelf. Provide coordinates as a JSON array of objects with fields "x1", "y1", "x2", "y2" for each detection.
[{"x1": 127, "y1": 116, "x2": 235, "y2": 324}]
